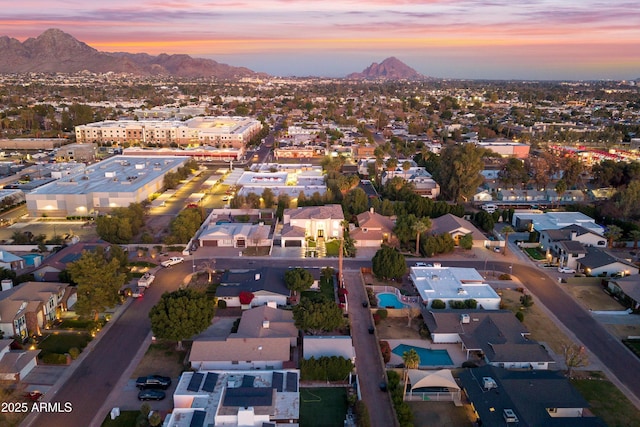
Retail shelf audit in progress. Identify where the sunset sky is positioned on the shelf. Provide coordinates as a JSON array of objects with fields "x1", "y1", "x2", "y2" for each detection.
[{"x1": 3, "y1": 0, "x2": 640, "y2": 79}]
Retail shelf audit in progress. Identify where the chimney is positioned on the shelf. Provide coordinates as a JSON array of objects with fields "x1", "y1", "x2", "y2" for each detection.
[
  {"x1": 1, "y1": 279, "x2": 13, "y2": 291},
  {"x1": 370, "y1": 207, "x2": 374, "y2": 214},
  {"x1": 570, "y1": 230, "x2": 577, "y2": 240},
  {"x1": 262, "y1": 320, "x2": 270, "y2": 329}
]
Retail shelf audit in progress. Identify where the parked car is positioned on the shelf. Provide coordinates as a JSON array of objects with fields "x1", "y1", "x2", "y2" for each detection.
[
  {"x1": 138, "y1": 389, "x2": 166, "y2": 401},
  {"x1": 132, "y1": 287, "x2": 145, "y2": 298},
  {"x1": 137, "y1": 272, "x2": 155, "y2": 288},
  {"x1": 161, "y1": 257, "x2": 184, "y2": 268},
  {"x1": 558, "y1": 267, "x2": 576, "y2": 274},
  {"x1": 415, "y1": 262, "x2": 428, "y2": 267},
  {"x1": 136, "y1": 375, "x2": 172, "y2": 389}
]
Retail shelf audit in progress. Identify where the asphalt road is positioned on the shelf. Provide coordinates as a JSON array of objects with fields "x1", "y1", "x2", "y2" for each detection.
[
  {"x1": 24, "y1": 265, "x2": 186, "y2": 427},
  {"x1": 23, "y1": 254, "x2": 640, "y2": 426}
]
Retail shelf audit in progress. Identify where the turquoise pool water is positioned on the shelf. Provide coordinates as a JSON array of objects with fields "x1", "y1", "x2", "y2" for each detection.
[
  {"x1": 377, "y1": 292, "x2": 408, "y2": 309},
  {"x1": 392, "y1": 344, "x2": 454, "y2": 366}
]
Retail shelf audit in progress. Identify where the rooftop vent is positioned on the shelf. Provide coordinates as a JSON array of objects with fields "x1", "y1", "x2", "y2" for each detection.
[
  {"x1": 262, "y1": 320, "x2": 270, "y2": 329},
  {"x1": 460, "y1": 314, "x2": 470, "y2": 324},
  {"x1": 483, "y1": 377, "x2": 497, "y2": 390}
]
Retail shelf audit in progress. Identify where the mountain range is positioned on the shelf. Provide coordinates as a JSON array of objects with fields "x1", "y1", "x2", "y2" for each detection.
[{"x1": 0, "y1": 29, "x2": 422, "y2": 80}]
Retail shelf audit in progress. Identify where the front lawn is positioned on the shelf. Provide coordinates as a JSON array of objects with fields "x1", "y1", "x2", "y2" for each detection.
[
  {"x1": 300, "y1": 387, "x2": 348, "y2": 427},
  {"x1": 623, "y1": 339, "x2": 640, "y2": 358},
  {"x1": 571, "y1": 374, "x2": 640, "y2": 427},
  {"x1": 101, "y1": 410, "x2": 141, "y2": 427},
  {"x1": 58, "y1": 318, "x2": 100, "y2": 330},
  {"x1": 325, "y1": 240, "x2": 340, "y2": 257},
  {"x1": 38, "y1": 332, "x2": 92, "y2": 354},
  {"x1": 524, "y1": 247, "x2": 546, "y2": 260}
]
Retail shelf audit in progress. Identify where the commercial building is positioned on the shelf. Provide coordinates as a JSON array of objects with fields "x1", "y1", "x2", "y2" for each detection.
[
  {"x1": 75, "y1": 116, "x2": 262, "y2": 148},
  {"x1": 26, "y1": 155, "x2": 188, "y2": 217}
]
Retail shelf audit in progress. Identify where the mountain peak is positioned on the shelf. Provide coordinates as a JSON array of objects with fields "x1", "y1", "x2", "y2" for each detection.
[{"x1": 347, "y1": 57, "x2": 423, "y2": 80}]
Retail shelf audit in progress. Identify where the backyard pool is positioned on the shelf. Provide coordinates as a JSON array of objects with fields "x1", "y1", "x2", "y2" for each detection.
[
  {"x1": 392, "y1": 344, "x2": 454, "y2": 366},
  {"x1": 377, "y1": 293, "x2": 408, "y2": 309}
]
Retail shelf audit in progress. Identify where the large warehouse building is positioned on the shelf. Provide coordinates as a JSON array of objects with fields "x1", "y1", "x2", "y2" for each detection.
[
  {"x1": 75, "y1": 116, "x2": 262, "y2": 148},
  {"x1": 26, "y1": 155, "x2": 188, "y2": 217}
]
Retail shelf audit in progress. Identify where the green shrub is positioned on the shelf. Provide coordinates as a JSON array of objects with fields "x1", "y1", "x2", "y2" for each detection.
[
  {"x1": 376, "y1": 308, "x2": 388, "y2": 319},
  {"x1": 379, "y1": 341, "x2": 391, "y2": 363},
  {"x1": 431, "y1": 299, "x2": 446, "y2": 309},
  {"x1": 499, "y1": 273, "x2": 511, "y2": 280},
  {"x1": 300, "y1": 356, "x2": 354, "y2": 381},
  {"x1": 520, "y1": 294, "x2": 534, "y2": 307},
  {"x1": 356, "y1": 400, "x2": 371, "y2": 427},
  {"x1": 68, "y1": 347, "x2": 80, "y2": 359},
  {"x1": 40, "y1": 352, "x2": 68, "y2": 364},
  {"x1": 515, "y1": 311, "x2": 525, "y2": 322}
]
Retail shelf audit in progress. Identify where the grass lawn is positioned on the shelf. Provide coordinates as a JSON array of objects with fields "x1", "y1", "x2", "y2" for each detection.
[
  {"x1": 300, "y1": 387, "x2": 348, "y2": 427},
  {"x1": 571, "y1": 374, "x2": 640, "y2": 427},
  {"x1": 58, "y1": 318, "x2": 95, "y2": 330},
  {"x1": 38, "y1": 332, "x2": 92, "y2": 354},
  {"x1": 524, "y1": 247, "x2": 546, "y2": 260},
  {"x1": 101, "y1": 410, "x2": 141, "y2": 427},
  {"x1": 325, "y1": 240, "x2": 340, "y2": 257},
  {"x1": 623, "y1": 339, "x2": 640, "y2": 358}
]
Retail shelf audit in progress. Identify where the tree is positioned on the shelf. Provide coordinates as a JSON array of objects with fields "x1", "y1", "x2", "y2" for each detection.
[
  {"x1": 199, "y1": 259, "x2": 216, "y2": 282},
  {"x1": 436, "y1": 144, "x2": 486, "y2": 202},
  {"x1": 630, "y1": 229, "x2": 640, "y2": 250},
  {"x1": 498, "y1": 158, "x2": 529, "y2": 188},
  {"x1": 261, "y1": 188, "x2": 275, "y2": 208},
  {"x1": 284, "y1": 268, "x2": 314, "y2": 294},
  {"x1": 342, "y1": 188, "x2": 369, "y2": 217},
  {"x1": 293, "y1": 299, "x2": 345, "y2": 335},
  {"x1": 604, "y1": 225, "x2": 623, "y2": 248},
  {"x1": 168, "y1": 207, "x2": 204, "y2": 243},
  {"x1": 68, "y1": 249, "x2": 127, "y2": 321},
  {"x1": 563, "y1": 344, "x2": 589, "y2": 377},
  {"x1": 554, "y1": 179, "x2": 567, "y2": 208},
  {"x1": 411, "y1": 217, "x2": 431, "y2": 255},
  {"x1": 402, "y1": 161, "x2": 411, "y2": 179},
  {"x1": 149, "y1": 289, "x2": 215, "y2": 350},
  {"x1": 501, "y1": 226, "x2": 514, "y2": 256},
  {"x1": 372, "y1": 246, "x2": 406, "y2": 280},
  {"x1": 402, "y1": 348, "x2": 420, "y2": 400},
  {"x1": 459, "y1": 233, "x2": 473, "y2": 250}
]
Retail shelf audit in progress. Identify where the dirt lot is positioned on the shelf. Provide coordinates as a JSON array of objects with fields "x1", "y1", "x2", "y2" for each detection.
[
  {"x1": 132, "y1": 341, "x2": 188, "y2": 379},
  {"x1": 498, "y1": 288, "x2": 574, "y2": 355},
  {"x1": 563, "y1": 282, "x2": 625, "y2": 311},
  {"x1": 376, "y1": 316, "x2": 423, "y2": 340},
  {"x1": 408, "y1": 401, "x2": 472, "y2": 427}
]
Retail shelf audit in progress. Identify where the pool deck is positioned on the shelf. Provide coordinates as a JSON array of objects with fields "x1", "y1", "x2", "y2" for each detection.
[{"x1": 385, "y1": 339, "x2": 468, "y2": 368}]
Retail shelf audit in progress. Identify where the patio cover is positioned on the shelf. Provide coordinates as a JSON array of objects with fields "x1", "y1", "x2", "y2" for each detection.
[{"x1": 408, "y1": 369, "x2": 460, "y2": 391}]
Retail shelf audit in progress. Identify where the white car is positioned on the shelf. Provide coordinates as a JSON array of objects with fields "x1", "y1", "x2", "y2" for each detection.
[
  {"x1": 132, "y1": 287, "x2": 145, "y2": 298},
  {"x1": 558, "y1": 267, "x2": 576, "y2": 274},
  {"x1": 161, "y1": 257, "x2": 184, "y2": 268}
]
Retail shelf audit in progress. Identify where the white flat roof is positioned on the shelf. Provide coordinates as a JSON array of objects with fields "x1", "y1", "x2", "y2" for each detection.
[
  {"x1": 410, "y1": 266, "x2": 500, "y2": 301},
  {"x1": 513, "y1": 211, "x2": 604, "y2": 235},
  {"x1": 29, "y1": 155, "x2": 188, "y2": 195}
]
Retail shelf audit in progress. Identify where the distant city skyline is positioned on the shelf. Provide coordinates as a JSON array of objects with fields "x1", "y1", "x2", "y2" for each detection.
[{"x1": 3, "y1": 0, "x2": 640, "y2": 80}]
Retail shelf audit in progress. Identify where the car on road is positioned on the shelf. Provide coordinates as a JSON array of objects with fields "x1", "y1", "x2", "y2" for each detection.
[
  {"x1": 132, "y1": 287, "x2": 145, "y2": 298},
  {"x1": 161, "y1": 257, "x2": 184, "y2": 268},
  {"x1": 415, "y1": 262, "x2": 428, "y2": 267},
  {"x1": 558, "y1": 266, "x2": 576, "y2": 274},
  {"x1": 138, "y1": 389, "x2": 166, "y2": 401},
  {"x1": 136, "y1": 375, "x2": 172, "y2": 389}
]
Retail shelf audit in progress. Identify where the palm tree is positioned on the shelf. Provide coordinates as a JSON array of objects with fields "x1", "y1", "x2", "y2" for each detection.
[
  {"x1": 501, "y1": 225, "x2": 514, "y2": 257},
  {"x1": 199, "y1": 259, "x2": 216, "y2": 282},
  {"x1": 412, "y1": 217, "x2": 431, "y2": 256},
  {"x1": 402, "y1": 349, "x2": 420, "y2": 400},
  {"x1": 402, "y1": 160, "x2": 411, "y2": 180},
  {"x1": 604, "y1": 225, "x2": 623, "y2": 249}
]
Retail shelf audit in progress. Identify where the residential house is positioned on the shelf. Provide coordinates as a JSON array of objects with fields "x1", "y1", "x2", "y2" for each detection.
[
  {"x1": 430, "y1": 214, "x2": 489, "y2": 248},
  {"x1": 512, "y1": 211, "x2": 604, "y2": 235},
  {"x1": 0, "y1": 250, "x2": 25, "y2": 271},
  {"x1": 607, "y1": 276, "x2": 640, "y2": 310},
  {"x1": 381, "y1": 166, "x2": 440, "y2": 199},
  {"x1": 281, "y1": 204, "x2": 344, "y2": 247},
  {"x1": 0, "y1": 281, "x2": 74, "y2": 339},
  {"x1": 0, "y1": 338, "x2": 40, "y2": 382},
  {"x1": 410, "y1": 266, "x2": 501, "y2": 310},
  {"x1": 350, "y1": 208, "x2": 397, "y2": 248},
  {"x1": 31, "y1": 243, "x2": 109, "y2": 282},
  {"x1": 423, "y1": 310, "x2": 554, "y2": 370},
  {"x1": 198, "y1": 223, "x2": 271, "y2": 248},
  {"x1": 577, "y1": 247, "x2": 639, "y2": 277},
  {"x1": 459, "y1": 365, "x2": 605, "y2": 426},
  {"x1": 216, "y1": 267, "x2": 291, "y2": 308},
  {"x1": 473, "y1": 190, "x2": 493, "y2": 203},
  {"x1": 167, "y1": 370, "x2": 299, "y2": 427},
  {"x1": 539, "y1": 225, "x2": 606, "y2": 268},
  {"x1": 303, "y1": 336, "x2": 356, "y2": 364}
]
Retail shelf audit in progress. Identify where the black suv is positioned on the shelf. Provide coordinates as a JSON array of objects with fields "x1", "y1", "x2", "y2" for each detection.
[{"x1": 136, "y1": 375, "x2": 172, "y2": 390}]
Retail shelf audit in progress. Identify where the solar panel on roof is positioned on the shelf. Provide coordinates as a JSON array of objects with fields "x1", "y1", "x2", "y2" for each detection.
[
  {"x1": 202, "y1": 372, "x2": 218, "y2": 392},
  {"x1": 223, "y1": 387, "x2": 273, "y2": 407},
  {"x1": 285, "y1": 372, "x2": 298, "y2": 392},
  {"x1": 60, "y1": 253, "x2": 82, "y2": 264},
  {"x1": 242, "y1": 375, "x2": 255, "y2": 388},
  {"x1": 189, "y1": 410, "x2": 206, "y2": 427},
  {"x1": 187, "y1": 372, "x2": 204, "y2": 392},
  {"x1": 272, "y1": 372, "x2": 284, "y2": 392}
]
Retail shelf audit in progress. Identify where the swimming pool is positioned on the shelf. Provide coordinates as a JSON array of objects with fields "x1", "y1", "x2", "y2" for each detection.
[
  {"x1": 377, "y1": 293, "x2": 408, "y2": 309},
  {"x1": 392, "y1": 344, "x2": 454, "y2": 366}
]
